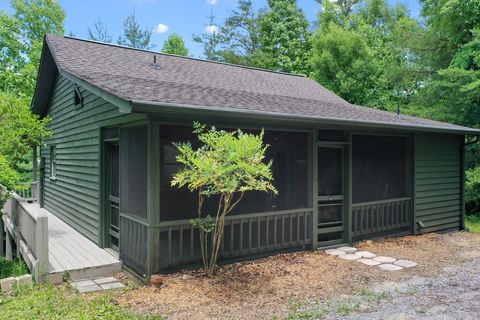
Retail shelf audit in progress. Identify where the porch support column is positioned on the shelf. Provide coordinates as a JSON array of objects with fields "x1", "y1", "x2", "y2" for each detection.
[
  {"x1": 312, "y1": 129, "x2": 318, "y2": 249},
  {"x1": 345, "y1": 132, "x2": 353, "y2": 244},
  {"x1": 146, "y1": 117, "x2": 160, "y2": 279}
]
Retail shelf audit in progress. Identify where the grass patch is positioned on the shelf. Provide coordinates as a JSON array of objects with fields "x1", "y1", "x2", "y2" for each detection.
[
  {"x1": 0, "y1": 257, "x2": 28, "y2": 279},
  {"x1": 0, "y1": 284, "x2": 161, "y2": 320},
  {"x1": 466, "y1": 215, "x2": 480, "y2": 234}
]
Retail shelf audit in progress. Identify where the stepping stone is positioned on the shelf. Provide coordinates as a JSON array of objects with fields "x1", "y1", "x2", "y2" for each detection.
[
  {"x1": 356, "y1": 251, "x2": 376, "y2": 258},
  {"x1": 93, "y1": 276, "x2": 118, "y2": 285},
  {"x1": 394, "y1": 260, "x2": 418, "y2": 268},
  {"x1": 325, "y1": 249, "x2": 345, "y2": 256},
  {"x1": 72, "y1": 279, "x2": 96, "y2": 288},
  {"x1": 378, "y1": 264, "x2": 404, "y2": 271},
  {"x1": 373, "y1": 256, "x2": 397, "y2": 263},
  {"x1": 100, "y1": 282, "x2": 125, "y2": 290},
  {"x1": 0, "y1": 277, "x2": 16, "y2": 293},
  {"x1": 357, "y1": 258, "x2": 381, "y2": 266},
  {"x1": 338, "y1": 253, "x2": 362, "y2": 260},
  {"x1": 337, "y1": 246, "x2": 357, "y2": 254},
  {"x1": 77, "y1": 284, "x2": 103, "y2": 294}
]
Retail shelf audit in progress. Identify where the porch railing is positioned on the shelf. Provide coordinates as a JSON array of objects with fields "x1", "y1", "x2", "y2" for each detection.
[
  {"x1": 14, "y1": 181, "x2": 39, "y2": 202},
  {"x1": 150, "y1": 208, "x2": 313, "y2": 271},
  {"x1": 352, "y1": 197, "x2": 412, "y2": 240},
  {"x1": 2, "y1": 190, "x2": 48, "y2": 282}
]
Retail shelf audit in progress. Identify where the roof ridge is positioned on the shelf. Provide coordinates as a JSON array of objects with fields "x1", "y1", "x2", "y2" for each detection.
[{"x1": 55, "y1": 35, "x2": 307, "y2": 78}]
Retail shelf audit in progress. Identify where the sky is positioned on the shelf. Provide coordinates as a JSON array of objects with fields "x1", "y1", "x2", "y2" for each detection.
[{"x1": 1, "y1": 0, "x2": 422, "y2": 58}]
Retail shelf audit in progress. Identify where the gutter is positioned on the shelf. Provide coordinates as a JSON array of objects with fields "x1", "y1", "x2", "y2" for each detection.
[{"x1": 131, "y1": 100, "x2": 480, "y2": 135}]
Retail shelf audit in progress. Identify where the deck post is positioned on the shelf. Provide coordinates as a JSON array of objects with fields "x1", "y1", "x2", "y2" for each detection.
[
  {"x1": 0, "y1": 217, "x2": 3, "y2": 257},
  {"x1": 34, "y1": 215, "x2": 49, "y2": 283},
  {"x1": 5, "y1": 227, "x2": 13, "y2": 260}
]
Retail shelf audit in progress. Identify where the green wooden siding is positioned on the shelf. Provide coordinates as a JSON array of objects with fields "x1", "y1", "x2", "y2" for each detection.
[
  {"x1": 41, "y1": 74, "x2": 136, "y2": 244},
  {"x1": 415, "y1": 134, "x2": 463, "y2": 234}
]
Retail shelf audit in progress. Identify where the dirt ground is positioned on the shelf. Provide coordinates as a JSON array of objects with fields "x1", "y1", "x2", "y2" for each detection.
[{"x1": 113, "y1": 231, "x2": 480, "y2": 320}]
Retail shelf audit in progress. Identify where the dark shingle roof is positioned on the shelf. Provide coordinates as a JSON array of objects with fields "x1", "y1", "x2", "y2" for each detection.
[{"x1": 40, "y1": 35, "x2": 478, "y2": 134}]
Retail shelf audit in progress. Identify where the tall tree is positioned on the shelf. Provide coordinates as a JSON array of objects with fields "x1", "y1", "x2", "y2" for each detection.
[
  {"x1": 312, "y1": 0, "x2": 425, "y2": 110},
  {"x1": 88, "y1": 19, "x2": 112, "y2": 43},
  {"x1": 0, "y1": 0, "x2": 65, "y2": 97},
  {"x1": 193, "y1": 11, "x2": 221, "y2": 61},
  {"x1": 316, "y1": 0, "x2": 360, "y2": 20},
  {"x1": 161, "y1": 33, "x2": 189, "y2": 56},
  {"x1": 259, "y1": 0, "x2": 312, "y2": 74},
  {"x1": 218, "y1": 0, "x2": 265, "y2": 66},
  {"x1": 117, "y1": 13, "x2": 153, "y2": 49},
  {"x1": 311, "y1": 24, "x2": 380, "y2": 106}
]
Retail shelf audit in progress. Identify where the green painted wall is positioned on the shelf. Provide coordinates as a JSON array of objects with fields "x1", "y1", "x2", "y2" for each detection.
[
  {"x1": 415, "y1": 133, "x2": 463, "y2": 234},
  {"x1": 40, "y1": 74, "x2": 135, "y2": 244}
]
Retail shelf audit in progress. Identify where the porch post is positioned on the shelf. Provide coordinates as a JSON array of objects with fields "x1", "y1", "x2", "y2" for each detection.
[
  {"x1": 32, "y1": 145, "x2": 38, "y2": 181},
  {"x1": 312, "y1": 129, "x2": 318, "y2": 249},
  {"x1": 146, "y1": 117, "x2": 160, "y2": 279},
  {"x1": 345, "y1": 132, "x2": 352, "y2": 244}
]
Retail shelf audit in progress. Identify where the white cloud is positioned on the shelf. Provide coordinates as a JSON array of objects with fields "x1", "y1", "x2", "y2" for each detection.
[
  {"x1": 154, "y1": 23, "x2": 169, "y2": 34},
  {"x1": 206, "y1": 0, "x2": 218, "y2": 4},
  {"x1": 205, "y1": 24, "x2": 218, "y2": 34}
]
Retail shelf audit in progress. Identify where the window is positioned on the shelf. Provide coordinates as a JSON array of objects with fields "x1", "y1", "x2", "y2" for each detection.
[
  {"x1": 74, "y1": 85, "x2": 83, "y2": 109},
  {"x1": 50, "y1": 146, "x2": 57, "y2": 178}
]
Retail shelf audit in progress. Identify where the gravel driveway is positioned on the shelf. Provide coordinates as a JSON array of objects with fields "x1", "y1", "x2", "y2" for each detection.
[{"x1": 330, "y1": 258, "x2": 480, "y2": 320}]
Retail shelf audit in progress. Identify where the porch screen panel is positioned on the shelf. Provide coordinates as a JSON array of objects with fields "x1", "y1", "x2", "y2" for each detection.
[
  {"x1": 352, "y1": 135, "x2": 409, "y2": 203},
  {"x1": 159, "y1": 125, "x2": 308, "y2": 221},
  {"x1": 120, "y1": 125, "x2": 147, "y2": 219}
]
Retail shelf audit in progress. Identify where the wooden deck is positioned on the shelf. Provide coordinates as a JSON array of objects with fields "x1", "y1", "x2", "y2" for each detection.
[{"x1": 22, "y1": 203, "x2": 122, "y2": 283}]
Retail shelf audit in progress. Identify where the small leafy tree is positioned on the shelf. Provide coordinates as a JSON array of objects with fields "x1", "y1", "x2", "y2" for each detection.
[
  {"x1": 0, "y1": 92, "x2": 50, "y2": 209},
  {"x1": 171, "y1": 123, "x2": 277, "y2": 274}
]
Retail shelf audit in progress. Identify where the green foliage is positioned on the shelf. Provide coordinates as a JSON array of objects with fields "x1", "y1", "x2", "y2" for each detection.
[
  {"x1": 171, "y1": 123, "x2": 277, "y2": 197},
  {"x1": 88, "y1": 19, "x2": 112, "y2": 43},
  {"x1": 0, "y1": 257, "x2": 28, "y2": 279},
  {"x1": 312, "y1": 0, "x2": 425, "y2": 110},
  {"x1": 161, "y1": 33, "x2": 189, "y2": 56},
  {"x1": 466, "y1": 166, "x2": 480, "y2": 214},
  {"x1": 217, "y1": 0, "x2": 266, "y2": 67},
  {"x1": 0, "y1": 284, "x2": 161, "y2": 319},
  {"x1": 0, "y1": 92, "x2": 50, "y2": 208},
  {"x1": 0, "y1": 0, "x2": 65, "y2": 97},
  {"x1": 465, "y1": 215, "x2": 480, "y2": 233},
  {"x1": 421, "y1": 0, "x2": 480, "y2": 67},
  {"x1": 117, "y1": 13, "x2": 153, "y2": 49},
  {"x1": 311, "y1": 24, "x2": 380, "y2": 106},
  {"x1": 171, "y1": 122, "x2": 276, "y2": 273},
  {"x1": 259, "y1": 0, "x2": 312, "y2": 74}
]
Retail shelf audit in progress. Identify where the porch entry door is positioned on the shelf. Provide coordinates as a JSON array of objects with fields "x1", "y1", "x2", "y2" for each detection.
[
  {"x1": 317, "y1": 145, "x2": 346, "y2": 246},
  {"x1": 105, "y1": 142, "x2": 120, "y2": 252}
]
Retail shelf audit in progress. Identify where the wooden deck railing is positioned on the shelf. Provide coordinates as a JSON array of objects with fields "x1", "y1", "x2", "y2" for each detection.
[
  {"x1": 2, "y1": 190, "x2": 48, "y2": 282},
  {"x1": 149, "y1": 208, "x2": 313, "y2": 271},
  {"x1": 352, "y1": 197, "x2": 412, "y2": 240},
  {"x1": 14, "y1": 181, "x2": 39, "y2": 202}
]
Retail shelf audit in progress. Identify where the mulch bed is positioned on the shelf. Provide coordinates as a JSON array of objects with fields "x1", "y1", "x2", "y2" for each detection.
[{"x1": 113, "y1": 231, "x2": 480, "y2": 320}]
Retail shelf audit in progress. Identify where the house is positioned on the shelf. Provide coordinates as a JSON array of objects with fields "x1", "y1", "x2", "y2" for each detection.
[{"x1": 30, "y1": 35, "x2": 479, "y2": 279}]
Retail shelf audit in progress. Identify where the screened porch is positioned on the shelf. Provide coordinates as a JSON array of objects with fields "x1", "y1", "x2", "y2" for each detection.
[{"x1": 104, "y1": 121, "x2": 414, "y2": 276}]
